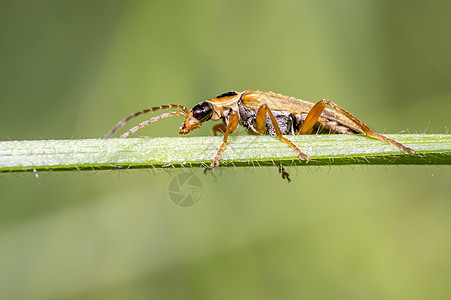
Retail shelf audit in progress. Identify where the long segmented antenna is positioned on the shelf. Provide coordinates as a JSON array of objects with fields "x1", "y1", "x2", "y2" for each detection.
[
  {"x1": 120, "y1": 111, "x2": 186, "y2": 138},
  {"x1": 105, "y1": 104, "x2": 189, "y2": 139}
]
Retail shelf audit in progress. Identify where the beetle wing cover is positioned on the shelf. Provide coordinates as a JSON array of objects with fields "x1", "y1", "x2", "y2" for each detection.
[{"x1": 241, "y1": 91, "x2": 362, "y2": 134}]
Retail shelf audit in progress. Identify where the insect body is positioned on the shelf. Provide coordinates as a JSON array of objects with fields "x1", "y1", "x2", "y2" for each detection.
[{"x1": 106, "y1": 90, "x2": 415, "y2": 172}]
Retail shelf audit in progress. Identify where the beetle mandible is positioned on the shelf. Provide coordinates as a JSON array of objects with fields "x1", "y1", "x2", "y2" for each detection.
[{"x1": 105, "y1": 90, "x2": 415, "y2": 173}]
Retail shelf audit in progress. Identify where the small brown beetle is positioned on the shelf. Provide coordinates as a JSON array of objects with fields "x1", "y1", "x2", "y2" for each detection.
[{"x1": 105, "y1": 90, "x2": 415, "y2": 173}]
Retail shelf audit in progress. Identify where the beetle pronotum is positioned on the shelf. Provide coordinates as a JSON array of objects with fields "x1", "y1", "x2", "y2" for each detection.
[{"x1": 105, "y1": 90, "x2": 415, "y2": 174}]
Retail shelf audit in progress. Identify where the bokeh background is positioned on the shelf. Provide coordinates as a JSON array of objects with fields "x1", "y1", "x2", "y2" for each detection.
[{"x1": 1, "y1": 0, "x2": 451, "y2": 299}]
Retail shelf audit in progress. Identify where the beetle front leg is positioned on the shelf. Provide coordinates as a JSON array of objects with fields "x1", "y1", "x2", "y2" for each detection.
[
  {"x1": 205, "y1": 111, "x2": 239, "y2": 173},
  {"x1": 212, "y1": 119, "x2": 227, "y2": 136},
  {"x1": 255, "y1": 104, "x2": 310, "y2": 162},
  {"x1": 299, "y1": 100, "x2": 415, "y2": 154}
]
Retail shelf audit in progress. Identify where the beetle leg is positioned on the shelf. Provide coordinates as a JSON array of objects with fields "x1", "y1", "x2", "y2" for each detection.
[
  {"x1": 212, "y1": 119, "x2": 227, "y2": 136},
  {"x1": 255, "y1": 104, "x2": 310, "y2": 162},
  {"x1": 205, "y1": 111, "x2": 239, "y2": 172},
  {"x1": 105, "y1": 104, "x2": 189, "y2": 139},
  {"x1": 299, "y1": 100, "x2": 415, "y2": 154},
  {"x1": 254, "y1": 104, "x2": 268, "y2": 133},
  {"x1": 120, "y1": 111, "x2": 186, "y2": 138},
  {"x1": 279, "y1": 164, "x2": 291, "y2": 182}
]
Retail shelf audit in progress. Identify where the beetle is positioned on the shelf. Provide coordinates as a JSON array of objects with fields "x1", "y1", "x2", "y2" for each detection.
[{"x1": 105, "y1": 90, "x2": 415, "y2": 175}]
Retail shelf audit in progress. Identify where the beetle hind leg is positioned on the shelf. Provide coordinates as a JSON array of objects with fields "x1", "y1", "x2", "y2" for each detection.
[{"x1": 299, "y1": 100, "x2": 415, "y2": 154}]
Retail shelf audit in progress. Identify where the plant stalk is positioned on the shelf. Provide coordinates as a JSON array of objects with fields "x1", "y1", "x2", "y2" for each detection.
[{"x1": 0, "y1": 134, "x2": 450, "y2": 173}]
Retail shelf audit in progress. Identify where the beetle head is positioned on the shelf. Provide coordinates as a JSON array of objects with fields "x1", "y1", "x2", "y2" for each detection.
[{"x1": 179, "y1": 102, "x2": 213, "y2": 134}]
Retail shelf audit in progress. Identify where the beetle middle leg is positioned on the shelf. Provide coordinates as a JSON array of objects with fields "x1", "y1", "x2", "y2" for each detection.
[
  {"x1": 299, "y1": 100, "x2": 416, "y2": 154},
  {"x1": 254, "y1": 104, "x2": 310, "y2": 162},
  {"x1": 205, "y1": 111, "x2": 239, "y2": 173},
  {"x1": 279, "y1": 164, "x2": 291, "y2": 182}
]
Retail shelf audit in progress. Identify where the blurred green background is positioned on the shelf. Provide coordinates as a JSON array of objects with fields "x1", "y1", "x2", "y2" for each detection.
[{"x1": 1, "y1": 0, "x2": 450, "y2": 299}]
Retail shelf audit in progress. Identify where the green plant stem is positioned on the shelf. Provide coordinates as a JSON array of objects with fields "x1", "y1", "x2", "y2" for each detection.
[{"x1": 0, "y1": 134, "x2": 450, "y2": 172}]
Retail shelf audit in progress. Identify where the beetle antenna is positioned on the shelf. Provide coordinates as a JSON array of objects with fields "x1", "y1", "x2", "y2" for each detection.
[
  {"x1": 105, "y1": 104, "x2": 188, "y2": 139},
  {"x1": 120, "y1": 111, "x2": 186, "y2": 138}
]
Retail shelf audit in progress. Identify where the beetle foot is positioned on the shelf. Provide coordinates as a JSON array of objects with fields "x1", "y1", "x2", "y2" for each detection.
[
  {"x1": 204, "y1": 159, "x2": 219, "y2": 174},
  {"x1": 297, "y1": 151, "x2": 310, "y2": 163},
  {"x1": 404, "y1": 146, "x2": 416, "y2": 155},
  {"x1": 279, "y1": 165, "x2": 291, "y2": 183}
]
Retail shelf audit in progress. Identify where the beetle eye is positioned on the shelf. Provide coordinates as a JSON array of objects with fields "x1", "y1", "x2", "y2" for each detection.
[{"x1": 192, "y1": 102, "x2": 213, "y2": 122}]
